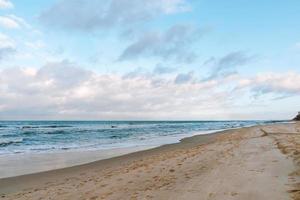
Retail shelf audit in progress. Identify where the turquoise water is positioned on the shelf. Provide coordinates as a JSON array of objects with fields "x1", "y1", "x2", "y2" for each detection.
[{"x1": 0, "y1": 121, "x2": 282, "y2": 155}]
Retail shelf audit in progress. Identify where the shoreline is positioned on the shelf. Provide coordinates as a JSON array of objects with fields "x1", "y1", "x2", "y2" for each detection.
[
  {"x1": 1, "y1": 122, "x2": 299, "y2": 199},
  {"x1": 0, "y1": 121, "x2": 284, "y2": 179},
  {"x1": 0, "y1": 129, "x2": 220, "y2": 193},
  {"x1": 0, "y1": 128, "x2": 226, "y2": 179}
]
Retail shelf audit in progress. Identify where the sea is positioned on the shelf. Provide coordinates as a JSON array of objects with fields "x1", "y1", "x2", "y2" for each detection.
[{"x1": 0, "y1": 120, "x2": 283, "y2": 155}]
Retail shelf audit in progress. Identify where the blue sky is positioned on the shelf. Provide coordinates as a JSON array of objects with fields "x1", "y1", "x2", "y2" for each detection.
[{"x1": 0, "y1": 0, "x2": 300, "y2": 120}]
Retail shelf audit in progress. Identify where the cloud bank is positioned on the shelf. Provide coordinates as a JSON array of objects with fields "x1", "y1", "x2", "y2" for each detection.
[{"x1": 1, "y1": 61, "x2": 299, "y2": 120}]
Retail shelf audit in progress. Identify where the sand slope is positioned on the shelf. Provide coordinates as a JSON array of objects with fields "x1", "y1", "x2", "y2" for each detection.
[{"x1": 0, "y1": 123, "x2": 299, "y2": 200}]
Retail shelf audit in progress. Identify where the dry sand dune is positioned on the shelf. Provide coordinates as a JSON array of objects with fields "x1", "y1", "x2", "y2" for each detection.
[{"x1": 0, "y1": 122, "x2": 299, "y2": 200}]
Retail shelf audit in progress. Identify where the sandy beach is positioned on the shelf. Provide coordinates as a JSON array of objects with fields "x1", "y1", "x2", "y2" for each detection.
[{"x1": 0, "y1": 122, "x2": 299, "y2": 200}]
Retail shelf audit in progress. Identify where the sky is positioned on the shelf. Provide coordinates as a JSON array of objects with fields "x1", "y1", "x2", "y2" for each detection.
[{"x1": 0, "y1": 0, "x2": 300, "y2": 120}]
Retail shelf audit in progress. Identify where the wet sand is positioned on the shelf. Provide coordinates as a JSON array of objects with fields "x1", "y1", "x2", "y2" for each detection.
[
  {"x1": 0, "y1": 122, "x2": 299, "y2": 200},
  {"x1": 0, "y1": 146, "x2": 156, "y2": 179}
]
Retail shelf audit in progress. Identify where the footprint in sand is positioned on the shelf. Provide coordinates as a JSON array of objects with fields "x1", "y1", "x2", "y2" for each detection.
[
  {"x1": 100, "y1": 184, "x2": 108, "y2": 188},
  {"x1": 231, "y1": 192, "x2": 238, "y2": 196}
]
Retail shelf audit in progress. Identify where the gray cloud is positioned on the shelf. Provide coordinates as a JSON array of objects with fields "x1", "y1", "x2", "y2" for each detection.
[
  {"x1": 153, "y1": 64, "x2": 176, "y2": 75},
  {"x1": 40, "y1": 0, "x2": 190, "y2": 31},
  {"x1": 36, "y1": 60, "x2": 92, "y2": 88},
  {"x1": 236, "y1": 72, "x2": 300, "y2": 99},
  {"x1": 252, "y1": 82, "x2": 300, "y2": 99},
  {"x1": 0, "y1": 33, "x2": 16, "y2": 61},
  {"x1": 0, "y1": 46, "x2": 15, "y2": 61},
  {"x1": 203, "y1": 51, "x2": 255, "y2": 80},
  {"x1": 119, "y1": 24, "x2": 206, "y2": 63},
  {"x1": 122, "y1": 67, "x2": 148, "y2": 79},
  {"x1": 174, "y1": 72, "x2": 194, "y2": 84}
]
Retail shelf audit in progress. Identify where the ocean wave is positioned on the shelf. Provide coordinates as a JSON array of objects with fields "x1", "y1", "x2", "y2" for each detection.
[
  {"x1": 44, "y1": 130, "x2": 69, "y2": 135},
  {"x1": 29, "y1": 147, "x2": 56, "y2": 151},
  {"x1": 22, "y1": 131, "x2": 36, "y2": 136},
  {"x1": 109, "y1": 133, "x2": 132, "y2": 139},
  {"x1": 0, "y1": 138, "x2": 23, "y2": 147},
  {"x1": 22, "y1": 130, "x2": 69, "y2": 135},
  {"x1": 20, "y1": 125, "x2": 73, "y2": 129}
]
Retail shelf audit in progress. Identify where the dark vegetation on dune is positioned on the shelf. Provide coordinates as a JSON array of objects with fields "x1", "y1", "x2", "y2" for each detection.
[{"x1": 293, "y1": 112, "x2": 300, "y2": 121}]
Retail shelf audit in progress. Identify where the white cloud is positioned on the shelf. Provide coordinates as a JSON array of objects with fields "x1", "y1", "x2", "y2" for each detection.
[
  {"x1": 0, "y1": 16, "x2": 19, "y2": 29},
  {"x1": 0, "y1": 0, "x2": 13, "y2": 9},
  {"x1": 25, "y1": 40, "x2": 45, "y2": 49},
  {"x1": 153, "y1": 0, "x2": 191, "y2": 14},
  {"x1": 0, "y1": 32, "x2": 15, "y2": 48},
  {"x1": 0, "y1": 15, "x2": 29, "y2": 29}
]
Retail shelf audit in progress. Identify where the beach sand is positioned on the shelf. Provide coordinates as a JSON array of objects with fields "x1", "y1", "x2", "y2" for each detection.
[{"x1": 0, "y1": 122, "x2": 299, "y2": 200}]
